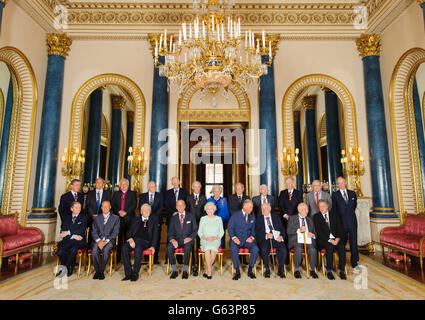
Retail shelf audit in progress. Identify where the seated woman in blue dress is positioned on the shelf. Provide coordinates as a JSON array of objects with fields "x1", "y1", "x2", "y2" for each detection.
[{"x1": 206, "y1": 185, "x2": 229, "y2": 248}]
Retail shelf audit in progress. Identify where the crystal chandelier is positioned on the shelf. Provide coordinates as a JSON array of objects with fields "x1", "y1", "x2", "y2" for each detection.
[{"x1": 153, "y1": 0, "x2": 274, "y2": 96}]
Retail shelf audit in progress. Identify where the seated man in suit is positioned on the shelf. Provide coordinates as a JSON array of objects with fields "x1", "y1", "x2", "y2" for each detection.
[
  {"x1": 228, "y1": 182, "x2": 250, "y2": 217},
  {"x1": 58, "y1": 179, "x2": 84, "y2": 229},
  {"x1": 278, "y1": 177, "x2": 303, "y2": 225},
  {"x1": 91, "y1": 201, "x2": 120, "y2": 280},
  {"x1": 186, "y1": 180, "x2": 207, "y2": 276},
  {"x1": 332, "y1": 176, "x2": 359, "y2": 270},
  {"x1": 287, "y1": 202, "x2": 318, "y2": 279},
  {"x1": 139, "y1": 181, "x2": 163, "y2": 264},
  {"x1": 252, "y1": 184, "x2": 275, "y2": 217},
  {"x1": 306, "y1": 180, "x2": 332, "y2": 217},
  {"x1": 85, "y1": 177, "x2": 112, "y2": 221},
  {"x1": 167, "y1": 200, "x2": 198, "y2": 279},
  {"x1": 255, "y1": 202, "x2": 287, "y2": 278},
  {"x1": 56, "y1": 201, "x2": 88, "y2": 277},
  {"x1": 313, "y1": 199, "x2": 347, "y2": 280},
  {"x1": 228, "y1": 199, "x2": 259, "y2": 280},
  {"x1": 164, "y1": 176, "x2": 189, "y2": 226},
  {"x1": 122, "y1": 204, "x2": 159, "y2": 282},
  {"x1": 111, "y1": 178, "x2": 137, "y2": 263}
]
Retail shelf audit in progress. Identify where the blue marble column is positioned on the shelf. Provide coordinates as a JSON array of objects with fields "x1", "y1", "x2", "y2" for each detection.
[
  {"x1": 0, "y1": 78, "x2": 14, "y2": 208},
  {"x1": 303, "y1": 96, "x2": 320, "y2": 183},
  {"x1": 324, "y1": 89, "x2": 343, "y2": 186},
  {"x1": 108, "y1": 95, "x2": 124, "y2": 187},
  {"x1": 293, "y1": 111, "x2": 304, "y2": 190},
  {"x1": 0, "y1": 1, "x2": 5, "y2": 33},
  {"x1": 357, "y1": 34, "x2": 395, "y2": 217},
  {"x1": 420, "y1": 1, "x2": 425, "y2": 30},
  {"x1": 259, "y1": 55, "x2": 278, "y2": 199},
  {"x1": 412, "y1": 78, "x2": 425, "y2": 205},
  {"x1": 30, "y1": 34, "x2": 72, "y2": 219},
  {"x1": 83, "y1": 88, "x2": 103, "y2": 184},
  {"x1": 123, "y1": 111, "x2": 134, "y2": 184},
  {"x1": 149, "y1": 55, "x2": 169, "y2": 194}
]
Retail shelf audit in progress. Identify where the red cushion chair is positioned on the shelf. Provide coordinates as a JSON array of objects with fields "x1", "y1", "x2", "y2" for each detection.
[
  {"x1": 0, "y1": 214, "x2": 43, "y2": 270},
  {"x1": 380, "y1": 215, "x2": 425, "y2": 270},
  {"x1": 198, "y1": 247, "x2": 224, "y2": 275}
]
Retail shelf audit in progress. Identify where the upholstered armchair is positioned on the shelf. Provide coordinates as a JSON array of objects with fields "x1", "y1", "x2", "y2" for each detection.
[{"x1": 0, "y1": 214, "x2": 44, "y2": 270}]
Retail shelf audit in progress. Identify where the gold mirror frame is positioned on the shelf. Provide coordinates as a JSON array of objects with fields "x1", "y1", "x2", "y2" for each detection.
[
  {"x1": 389, "y1": 47, "x2": 425, "y2": 222},
  {"x1": 0, "y1": 47, "x2": 38, "y2": 224}
]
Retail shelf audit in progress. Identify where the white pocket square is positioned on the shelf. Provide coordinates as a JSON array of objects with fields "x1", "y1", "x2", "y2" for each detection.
[
  {"x1": 77, "y1": 222, "x2": 81, "y2": 224},
  {"x1": 186, "y1": 221, "x2": 191, "y2": 224}
]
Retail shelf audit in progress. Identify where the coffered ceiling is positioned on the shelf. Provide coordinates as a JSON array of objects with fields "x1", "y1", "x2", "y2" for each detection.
[{"x1": 14, "y1": 0, "x2": 415, "y2": 40}]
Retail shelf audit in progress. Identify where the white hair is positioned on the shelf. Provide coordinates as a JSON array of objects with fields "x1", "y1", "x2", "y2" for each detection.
[
  {"x1": 211, "y1": 185, "x2": 222, "y2": 194},
  {"x1": 192, "y1": 180, "x2": 202, "y2": 188},
  {"x1": 140, "y1": 204, "x2": 152, "y2": 212},
  {"x1": 204, "y1": 202, "x2": 217, "y2": 212}
]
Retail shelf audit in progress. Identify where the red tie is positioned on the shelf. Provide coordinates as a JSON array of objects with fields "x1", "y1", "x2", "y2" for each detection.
[
  {"x1": 316, "y1": 192, "x2": 320, "y2": 210},
  {"x1": 180, "y1": 214, "x2": 184, "y2": 231},
  {"x1": 289, "y1": 191, "x2": 292, "y2": 201},
  {"x1": 121, "y1": 192, "x2": 126, "y2": 211}
]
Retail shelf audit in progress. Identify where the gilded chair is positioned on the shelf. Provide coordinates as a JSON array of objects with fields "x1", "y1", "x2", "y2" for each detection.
[
  {"x1": 86, "y1": 236, "x2": 118, "y2": 277},
  {"x1": 318, "y1": 249, "x2": 348, "y2": 276},
  {"x1": 166, "y1": 247, "x2": 192, "y2": 276},
  {"x1": 289, "y1": 248, "x2": 320, "y2": 277},
  {"x1": 231, "y1": 248, "x2": 257, "y2": 276},
  {"x1": 260, "y1": 248, "x2": 286, "y2": 277},
  {"x1": 198, "y1": 247, "x2": 224, "y2": 276},
  {"x1": 130, "y1": 249, "x2": 154, "y2": 276}
]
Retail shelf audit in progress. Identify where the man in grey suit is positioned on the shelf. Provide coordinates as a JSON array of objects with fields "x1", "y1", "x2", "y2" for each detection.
[
  {"x1": 287, "y1": 202, "x2": 318, "y2": 279},
  {"x1": 91, "y1": 201, "x2": 120, "y2": 280},
  {"x1": 252, "y1": 184, "x2": 275, "y2": 217},
  {"x1": 306, "y1": 180, "x2": 332, "y2": 217}
]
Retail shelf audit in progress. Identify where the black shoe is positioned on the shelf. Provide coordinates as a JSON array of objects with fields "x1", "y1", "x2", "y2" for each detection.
[
  {"x1": 310, "y1": 271, "x2": 319, "y2": 279},
  {"x1": 327, "y1": 272, "x2": 335, "y2": 280},
  {"x1": 247, "y1": 269, "x2": 256, "y2": 279},
  {"x1": 131, "y1": 274, "x2": 139, "y2": 282},
  {"x1": 67, "y1": 270, "x2": 73, "y2": 277},
  {"x1": 264, "y1": 270, "x2": 270, "y2": 278},
  {"x1": 182, "y1": 271, "x2": 189, "y2": 279},
  {"x1": 98, "y1": 272, "x2": 105, "y2": 280},
  {"x1": 170, "y1": 271, "x2": 179, "y2": 279},
  {"x1": 93, "y1": 271, "x2": 100, "y2": 280},
  {"x1": 278, "y1": 271, "x2": 286, "y2": 278},
  {"x1": 207, "y1": 275, "x2": 212, "y2": 280},
  {"x1": 294, "y1": 270, "x2": 302, "y2": 279},
  {"x1": 232, "y1": 272, "x2": 241, "y2": 280},
  {"x1": 203, "y1": 273, "x2": 208, "y2": 278},
  {"x1": 122, "y1": 275, "x2": 132, "y2": 281},
  {"x1": 192, "y1": 269, "x2": 198, "y2": 277},
  {"x1": 339, "y1": 271, "x2": 347, "y2": 280}
]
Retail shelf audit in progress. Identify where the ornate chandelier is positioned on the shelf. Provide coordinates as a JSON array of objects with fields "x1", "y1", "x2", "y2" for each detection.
[{"x1": 152, "y1": 0, "x2": 274, "y2": 95}]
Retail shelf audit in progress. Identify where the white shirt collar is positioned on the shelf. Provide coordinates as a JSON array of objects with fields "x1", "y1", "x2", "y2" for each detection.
[
  {"x1": 288, "y1": 189, "x2": 294, "y2": 193},
  {"x1": 103, "y1": 212, "x2": 110, "y2": 219}
]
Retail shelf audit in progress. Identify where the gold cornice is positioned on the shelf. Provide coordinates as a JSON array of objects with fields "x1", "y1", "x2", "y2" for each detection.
[
  {"x1": 111, "y1": 94, "x2": 126, "y2": 110},
  {"x1": 356, "y1": 33, "x2": 381, "y2": 58},
  {"x1": 301, "y1": 95, "x2": 317, "y2": 110},
  {"x1": 254, "y1": 34, "x2": 281, "y2": 57},
  {"x1": 46, "y1": 33, "x2": 72, "y2": 57}
]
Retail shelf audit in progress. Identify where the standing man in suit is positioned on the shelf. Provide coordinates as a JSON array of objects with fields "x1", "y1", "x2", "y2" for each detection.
[
  {"x1": 139, "y1": 181, "x2": 163, "y2": 264},
  {"x1": 91, "y1": 201, "x2": 120, "y2": 280},
  {"x1": 278, "y1": 177, "x2": 303, "y2": 224},
  {"x1": 86, "y1": 178, "x2": 112, "y2": 221},
  {"x1": 122, "y1": 204, "x2": 159, "y2": 282},
  {"x1": 163, "y1": 176, "x2": 189, "y2": 226},
  {"x1": 56, "y1": 201, "x2": 88, "y2": 277},
  {"x1": 306, "y1": 180, "x2": 332, "y2": 217},
  {"x1": 287, "y1": 202, "x2": 318, "y2": 279},
  {"x1": 186, "y1": 180, "x2": 207, "y2": 276},
  {"x1": 167, "y1": 200, "x2": 198, "y2": 279},
  {"x1": 252, "y1": 184, "x2": 275, "y2": 217},
  {"x1": 255, "y1": 202, "x2": 287, "y2": 278},
  {"x1": 58, "y1": 179, "x2": 85, "y2": 229},
  {"x1": 313, "y1": 200, "x2": 347, "y2": 280},
  {"x1": 332, "y1": 176, "x2": 359, "y2": 270},
  {"x1": 111, "y1": 178, "x2": 137, "y2": 263},
  {"x1": 229, "y1": 182, "x2": 250, "y2": 217},
  {"x1": 228, "y1": 199, "x2": 259, "y2": 280}
]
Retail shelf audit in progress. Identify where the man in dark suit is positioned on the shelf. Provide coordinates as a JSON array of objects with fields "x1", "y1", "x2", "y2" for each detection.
[
  {"x1": 58, "y1": 179, "x2": 84, "y2": 229},
  {"x1": 252, "y1": 184, "x2": 275, "y2": 217},
  {"x1": 255, "y1": 202, "x2": 287, "y2": 278},
  {"x1": 185, "y1": 180, "x2": 207, "y2": 276},
  {"x1": 163, "y1": 176, "x2": 189, "y2": 226},
  {"x1": 85, "y1": 177, "x2": 112, "y2": 221},
  {"x1": 111, "y1": 178, "x2": 137, "y2": 263},
  {"x1": 122, "y1": 203, "x2": 159, "y2": 282},
  {"x1": 287, "y1": 202, "x2": 318, "y2": 279},
  {"x1": 167, "y1": 200, "x2": 198, "y2": 279},
  {"x1": 91, "y1": 201, "x2": 120, "y2": 280},
  {"x1": 228, "y1": 199, "x2": 259, "y2": 280},
  {"x1": 278, "y1": 177, "x2": 303, "y2": 224},
  {"x1": 313, "y1": 199, "x2": 347, "y2": 280},
  {"x1": 332, "y1": 176, "x2": 359, "y2": 270},
  {"x1": 56, "y1": 201, "x2": 88, "y2": 277},
  {"x1": 139, "y1": 181, "x2": 163, "y2": 264},
  {"x1": 228, "y1": 182, "x2": 250, "y2": 216}
]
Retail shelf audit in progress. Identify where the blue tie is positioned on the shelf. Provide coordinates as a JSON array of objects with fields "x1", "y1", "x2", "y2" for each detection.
[{"x1": 96, "y1": 191, "x2": 101, "y2": 213}]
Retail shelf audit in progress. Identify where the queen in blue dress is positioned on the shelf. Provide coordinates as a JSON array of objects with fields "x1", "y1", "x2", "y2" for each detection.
[{"x1": 206, "y1": 185, "x2": 229, "y2": 248}]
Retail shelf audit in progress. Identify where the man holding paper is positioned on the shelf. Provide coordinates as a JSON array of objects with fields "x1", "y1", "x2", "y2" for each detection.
[
  {"x1": 287, "y1": 202, "x2": 318, "y2": 279},
  {"x1": 255, "y1": 202, "x2": 287, "y2": 278}
]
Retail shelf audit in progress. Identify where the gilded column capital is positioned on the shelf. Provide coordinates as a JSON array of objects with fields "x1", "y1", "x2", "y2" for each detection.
[
  {"x1": 127, "y1": 111, "x2": 134, "y2": 122},
  {"x1": 301, "y1": 95, "x2": 316, "y2": 110},
  {"x1": 356, "y1": 34, "x2": 381, "y2": 58},
  {"x1": 46, "y1": 33, "x2": 72, "y2": 57},
  {"x1": 417, "y1": 0, "x2": 425, "y2": 5},
  {"x1": 293, "y1": 111, "x2": 301, "y2": 122},
  {"x1": 111, "y1": 95, "x2": 126, "y2": 110},
  {"x1": 254, "y1": 34, "x2": 281, "y2": 57},
  {"x1": 148, "y1": 33, "x2": 172, "y2": 57}
]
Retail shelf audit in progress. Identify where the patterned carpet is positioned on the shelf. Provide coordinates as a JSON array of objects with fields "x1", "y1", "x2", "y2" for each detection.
[{"x1": 1, "y1": 254, "x2": 424, "y2": 300}]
